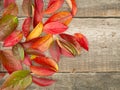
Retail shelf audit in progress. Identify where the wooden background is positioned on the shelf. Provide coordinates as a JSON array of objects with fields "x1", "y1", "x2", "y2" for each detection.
[{"x1": 0, "y1": 0, "x2": 120, "y2": 90}]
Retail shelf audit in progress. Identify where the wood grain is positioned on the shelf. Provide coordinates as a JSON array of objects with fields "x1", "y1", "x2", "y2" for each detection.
[
  {"x1": 0, "y1": 18, "x2": 120, "y2": 73},
  {"x1": 0, "y1": 73, "x2": 120, "y2": 90},
  {"x1": 1, "y1": 0, "x2": 120, "y2": 17}
]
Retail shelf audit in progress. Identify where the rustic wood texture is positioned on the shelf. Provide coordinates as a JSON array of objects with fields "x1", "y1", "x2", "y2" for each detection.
[
  {"x1": 0, "y1": 0, "x2": 120, "y2": 90},
  {"x1": 0, "y1": 73, "x2": 120, "y2": 90},
  {"x1": 0, "y1": 18, "x2": 120, "y2": 72}
]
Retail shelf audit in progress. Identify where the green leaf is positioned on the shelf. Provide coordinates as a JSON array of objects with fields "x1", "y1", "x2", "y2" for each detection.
[
  {"x1": 0, "y1": 15, "x2": 18, "y2": 41},
  {"x1": 12, "y1": 44, "x2": 25, "y2": 61},
  {"x1": 1, "y1": 70, "x2": 32, "y2": 90}
]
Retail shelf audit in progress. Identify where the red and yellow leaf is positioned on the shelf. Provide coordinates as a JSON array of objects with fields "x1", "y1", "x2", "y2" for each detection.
[
  {"x1": 45, "y1": 11, "x2": 72, "y2": 25},
  {"x1": 3, "y1": 30, "x2": 23, "y2": 47},
  {"x1": 27, "y1": 22, "x2": 43, "y2": 41},
  {"x1": 0, "y1": 15, "x2": 18, "y2": 41},
  {"x1": 3, "y1": 3, "x2": 18, "y2": 16},
  {"x1": 23, "y1": 54, "x2": 32, "y2": 66},
  {"x1": 30, "y1": 66, "x2": 56, "y2": 76},
  {"x1": 44, "y1": 22, "x2": 68, "y2": 34},
  {"x1": 65, "y1": 0, "x2": 77, "y2": 16},
  {"x1": 4, "y1": 0, "x2": 15, "y2": 8},
  {"x1": 22, "y1": 17, "x2": 32, "y2": 37},
  {"x1": 59, "y1": 33, "x2": 81, "y2": 54},
  {"x1": 33, "y1": 0, "x2": 44, "y2": 27},
  {"x1": 33, "y1": 55, "x2": 58, "y2": 71},
  {"x1": 31, "y1": 34, "x2": 53, "y2": 52},
  {"x1": 49, "y1": 41, "x2": 61, "y2": 62},
  {"x1": 33, "y1": 76, "x2": 55, "y2": 87},
  {"x1": 0, "y1": 50, "x2": 22, "y2": 74},
  {"x1": 74, "y1": 33, "x2": 89, "y2": 51},
  {"x1": 44, "y1": 0, "x2": 64, "y2": 14}
]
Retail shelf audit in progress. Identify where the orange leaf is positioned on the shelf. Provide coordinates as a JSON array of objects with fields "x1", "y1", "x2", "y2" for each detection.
[
  {"x1": 33, "y1": 55, "x2": 58, "y2": 71},
  {"x1": 31, "y1": 34, "x2": 53, "y2": 52},
  {"x1": 3, "y1": 3, "x2": 18, "y2": 16},
  {"x1": 0, "y1": 50, "x2": 22, "y2": 74},
  {"x1": 44, "y1": 22, "x2": 68, "y2": 34},
  {"x1": 27, "y1": 22, "x2": 43, "y2": 41},
  {"x1": 33, "y1": 76, "x2": 55, "y2": 87},
  {"x1": 65, "y1": 0, "x2": 77, "y2": 16},
  {"x1": 44, "y1": 0, "x2": 64, "y2": 14},
  {"x1": 74, "y1": 33, "x2": 89, "y2": 51},
  {"x1": 3, "y1": 30, "x2": 23, "y2": 47},
  {"x1": 49, "y1": 41, "x2": 61, "y2": 62},
  {"x1": 30, "y1": 66, "x2": 56, "y2": 76},
  {"x1": 22, "y1": 17, "x2": 32, "y2": 37},
  {"x1": 45, "y1": 11, "x2": 72, "y2": 25}
]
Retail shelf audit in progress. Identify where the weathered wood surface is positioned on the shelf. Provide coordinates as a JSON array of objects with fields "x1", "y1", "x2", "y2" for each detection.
[
  {"x1": 0, "y1": 18, "x2": 120, "y2": 72},
  {"x1": 1, "y1": 0, "x2": 120, "y2": 17},
  {"x1": 0, "y1": 73, "x2": 120, "y2": 90}
]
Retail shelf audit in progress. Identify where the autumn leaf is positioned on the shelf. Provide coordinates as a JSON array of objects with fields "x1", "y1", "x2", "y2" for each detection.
[
  {"x1": 49, "y1": 41, "x2": 61, "y2": 62},
  {"x1": 44, "y1": 0, "x2": 64, "y2": 14},
  {"x1": 23, "y1": 54, "x2": 32, "y2": 66},
  {"x1": 45, "y1": 11, "x2": 72, "y2": 25},
  {"x1": 0, "y1": 50, "x2": 22, "y2": 74},
  {"x1": 33, "y1": 76, "x2": 55, "y2": 87},
  {"x1": 0, "y1": 15, "x2": 18, "y2": 41},
  {"x1": 59, "y1": 33, "x2": 81, "y2": 54},
  {"x1": 33, "y1": 55, "x2": 58, "y2": 71},
  {"x1": 30, "y1": 66, "x2": 56, "y2": 76},
  {"x1": 4, "y1": 0, "x2": 15, "y2": 8},
  {"x1": 12, "y1": 44, "x2": 25, "y2": 61},
  {"x1": 65, "y1": 0, "x2": 77, "y2": 16},
  {"x1": 33, "y1": 0, "x2": 44, "y2": 27},
  {"x1": 3, "y1": 3, "x2": 18, "y2": 16},
  {"x1": 31, "y1": 34, "x2": 53, "y2": 52},
  {"x1": 1, "y1": 70, "x2": 32, "y2": 90},
  {"x1": 22, "y1": 17, "x2": 32, "y2": 37},
  {"x1": 44, "y1": 22, "x2": 68, "y2": 34},
  {"x1": 22, "y1": 0, "x2": 32, "y2": 16},
  {"x1": 27, "y1": 22, "x2": 43, "y2": 41},
  {"x1": 3, "y1": 30, "x2": 23, "y2": 47},
  {"x1": 74, "y1": 33, "x2": 89, "y2": 51}
]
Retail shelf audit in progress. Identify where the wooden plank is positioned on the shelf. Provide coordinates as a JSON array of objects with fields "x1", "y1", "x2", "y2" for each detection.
[
  {"x1": 1, "y1": 0, "x2": 120, "y2": 17},
  {"x1": 0, "y1": 18, "x2": 120, "y2": 73},
  {"x1": 0, "y1": 73, "x2": 120, "y2": 90}
]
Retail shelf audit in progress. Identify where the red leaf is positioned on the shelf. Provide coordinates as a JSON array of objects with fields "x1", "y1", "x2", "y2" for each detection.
[
  {"x1": 44, "y1": 0, "x2": 64, "y2": 14},
  {"x1": 31, "y1": 34, "x2": 53, "y2": 52},
  {"x1": 33, "y1": 76, "x2": 55, "y2": 87},
  {"x1": 4, "y1": 0, "x2": 15, "y2": 8},
  {"x1": 23, "y1": 54, "x2": 32, "y2": 66},
  {"x1": 49, "y1": 41, "x2": 61, "y2": 62},
  {"x1": 45, "y1": 11, "x2": 72, "y2": 25},
  {"x1": 0, "y1": 50, "x2": 22, "y2": 74},
  {"x1": 59, "y1": 33, "x2": 81, "y2": 54},
  {"x1": 44, "y1": 22, "x2": 68, "y2": 34},
  {"x1": 74, "y1": 33, "x2": 89, "y2": 51},
  {"x1": 3, "y1": 30, "x2": 23, "y2": 47},
  {"x1": 65, "y1": 0, "x2": 77, "y2": 16},
  {"x1": 33, "y1": 55, "x2": 58, "y2": 71},
  {"x1": 30, "y1": 66, "x2": 56, "y2": 76},
  {"x1": 33, "y1": 0, "x2": 44, "y2": 27},
  {"x1": 22, "y1": 17, "x2": 32, "y2": 37}
]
